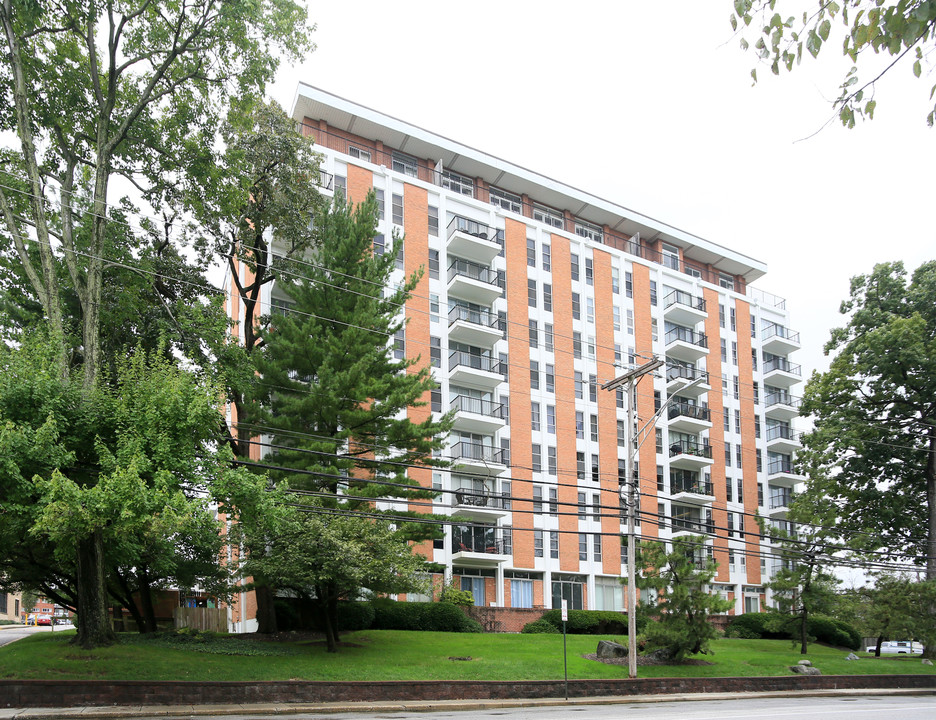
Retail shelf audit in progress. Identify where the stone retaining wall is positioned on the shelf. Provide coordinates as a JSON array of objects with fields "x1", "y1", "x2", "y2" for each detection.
[{"x1": 2, "y1": 675, "x2": 935, "y2": 708}]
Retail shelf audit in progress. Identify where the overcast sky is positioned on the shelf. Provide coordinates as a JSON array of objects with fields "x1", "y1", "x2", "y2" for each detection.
[{"x1": 268, "y1": 0, "x2": 934, "y2": 392}]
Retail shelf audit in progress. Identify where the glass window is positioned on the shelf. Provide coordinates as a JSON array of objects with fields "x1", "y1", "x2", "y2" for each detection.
[
  {"x1": 542, "y1": 244, "x2": 551, "y2": 271},
  {"x1": 571, "y1": 253, "x2": 580, "y2": 282},
  {"x1": 428, "y1": 205, "x2": 439, "y2": 237},
  {"x1": 527, "y1": 238, "x2": 536, "y2": 267},
  {"x1": 543, "y1": 284, "x2": 552, "y2": 312},
  {"x1": 392, "y1": 151, "x2": 418, "y2": 177},
  {"x1": 528, "y1": 279, "x2": 537, "y2": 307},
  {"x1": 391, "y1": 193, "x2": 404, "y2": 225}
]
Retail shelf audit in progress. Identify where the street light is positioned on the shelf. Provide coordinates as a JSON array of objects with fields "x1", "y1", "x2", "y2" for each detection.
[
  {"x1": 602, "y1": 358, "x2": 662, "y2": 679},
  {"x1": 603, "y1": 360, "x2": 704, "y2": 678}
]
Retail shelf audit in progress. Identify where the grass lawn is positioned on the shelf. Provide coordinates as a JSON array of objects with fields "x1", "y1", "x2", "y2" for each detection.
[{"x1": 1, "y1": 630, "x2": 934, "y2": 682}]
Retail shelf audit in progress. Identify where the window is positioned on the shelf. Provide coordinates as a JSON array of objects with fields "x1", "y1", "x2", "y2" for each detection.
[
  {"x1": 661, "y1": 242, "x2": 679, "y2": 270},
  {"x1": 533, "y1": 485, "x2": 543, "y2": 513},
  {"x1": 720, "y1": 338, "x2": 728, "y2": 363},
  {"x1": 334, "y1": 174, "x2": 347, "y2": 197},
  {"x1": 724, "y1": 443, "x2": 732, "y2": 466},
  {"x1": 626, "y1": 309, "x2": 634, "y2": 335},
  {"x1": 391, "y1": 193, "x2": 404, "y2": 225},
  {"x1": 428, "y1": 205, "x2": 439, "y2": 237},
  {"x1": 527, "y1": 238, "x2": 536, "y2": 267},
  {"x1": 572, "y1": 292, "x2": 581, "y2": 319},
  {"x1": 732, "y1": 341, "x2": 738, "y2": 366},
  {"x1": 589, "y1": 374, "x2": 598, "y2": 403},
  {"x1": 651, "y1": 318, "x2": 659, "y2": 342},
  {"x1": 719, "y1": 273, "x2": 735, "y2": 290},
  {"x1": 534, "y1": 530, "x2": 544, "y2": 557},
  {"x1": 751, "y1": 315, "x2": 757, "y2": 338},
  {"x1": 578, "y1": 492, "x2": 587, "y2": 519},
  {"x1": 625, "y1": 271, "x2": 633, "y2": 298},
  {"x1": 545, "y1": 364, "x2": 555, "y2": 393},
  {"x1": 428, "y1": 249, "x2": 439, "y2": 279},
  {"x1": 726, "y1": 478, "x2": 733, "y2": 503},
  {"x1": 532, "y1": 444, "x2": 542, "y2": 472},
  {"x1": 574, "y1": 371, "x2": 583, "y2": 399},
  {"x1": 736, "y1": 444, "x2": 743, "y2": 468},
  {"x1": 737, "y1": 478, "x2": 743, "y2": 503},
  {"x1": 593, "y1": 534, "x2": 602, "y2": 562},
  {"x1": 734, "y1": 409, "x2": 741, "y2": 434},
  {"x1": 719, "y1": 304, "x2": 726, "y2": 328},
  {"x1": 756, "y1": 448, "x2": 762, "y2": 472},
  {"x1": 430, "y1": 336, "x2": 441, "y2": 368},
  {"x1": 754, "y1": 414, "x2": 761, "y2": 438},
  {"x1": 550, "y1": 531, "x2": 559, "y2": 559},
  {"x1": 542, "y1": 243, "x2": 551, "y2": 271},
  {"x1": 613, "y1": 306, "x2": 621, "y2": 331},
  {"x1": 376, "y1": 189, "x2": 385, "y2": 219},
  {"x1": 373, "y1": 233, "x2": 386, "y2": 255},
  {"x1": 530, "y1": 360, "x2": 540, "y2": 389},
  {"x1": 752, "y1": 349, "x2": 759, "y2": 371},
  {"x1": 348, "y1": 144, "x2": 371, "y2": 162},
  {"x1": 534, "y1": 203, "x2": 563, "y2": 228},
  {"x1": 577, "y1": 451, "x2": 586, "y2": 480},
  {"x1": 545, "y1": 326, "x2": 554, "y2": 353},
  {"x1": 571, "y1": 253, "x2": 580, "y2": 281},
  {"x1": 431, "y1": 388, "x2": 441, "y2": 413},
  {"x1": 543, "y1": 284, "x2": 552, "y2": 312},
  {"x1": 510, "y1": 579, "x2": 533, "y2": 608},
  {"x1": 753, "y1": 382, "x2": 760, "y2": 404},
  {"x1": 546, "y1": 405, "x2": 556, "y2": 434},
  {"x1": 590, "y1": 414, "x2": 599, "y2": 442},
  {"x1": 548, "y1": 445, "x2": 557, "y2": 475},
  {"x1": 649, "y1": 280, "x2": 657, "y2": 305},
  {"x1": 587, "y1": 335, "x2": 596, "y2": 359},
  {"x1": 573, "y1": 331, "x2": 582, "y2": 359},
  {"x1": 579, "y1": 534, "x2": 588, "y2": 561},
  {"x1": 548, "y1": 487, "x2": 558, "y2": 516},
  {"x1": 529, "y1": 319, "x2": 538, "y2": 348},
  {"x1": 576, "y1": 222, "x2": 603, "y2": 244},
  {"x1": 442, "y1": 170, "x2": 473, "y2": 196},
  {"x1": 490, "y1": 186, "x2": 522, "y2": 213},
  {"x1": 617, "y1": 420, "x2": 625, "y2": 447},
  {"x1": 393, "y1": 328, "x2": 405, "y2": 359},
  {"x1": 531, "y1": 402, "x2": 541, "y2": 432},
  {"x1": 591, "y1": 454, "x2": 600, "y2": 483},
  {"x1": 576, "y1": 411, "x2": 585, "y2": 439},
  {"x1": 585, "y1": 257, "x2": 594, "y2": 285},
  {"x1": 586, "y1": 296, "x2": 595, "y2": 323},
  {"x1": 730, "y1": 307, "x2": 737, "y2": 331},
  {"x1": 528, "y1": 278, "x2": 537, "y2": 307},
  {"x1": 733, "y1": 375, "x2": 740, "y2": 400},
  {"x1": 391, "y1": 151, "x2": 418, "y2": 177}
]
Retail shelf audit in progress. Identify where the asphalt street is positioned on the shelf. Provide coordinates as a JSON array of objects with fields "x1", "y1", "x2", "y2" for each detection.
[{"x1": 0, "y1": 624, "x2": 51, "y2": 647}]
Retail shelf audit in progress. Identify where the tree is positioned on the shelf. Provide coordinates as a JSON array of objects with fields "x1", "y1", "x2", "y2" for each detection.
[
  {"x1": 634, "y1": 536, "x2": 732, "y2": 660},
  {"x1": 243, "y1": 190, "x2": 451, "y2": 650},
  {"x1": 796, "y1": 261, "x2": 936, "y2": 582},
  {"x1": 847, "y1": 574, "x2": 936, "y2": 655},
  {"x1": 731, "y1": 1, "x2": 936, "y2": 126},
  {"x1": 764, "y1": 527, "x2": 840, "y2": 654},
  {"x1": 0, "y1": 0, "x2": 313, "y2": 648}
]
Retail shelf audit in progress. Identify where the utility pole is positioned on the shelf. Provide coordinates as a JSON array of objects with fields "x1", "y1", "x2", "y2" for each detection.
[{"x1": 602, "y1": 358, "x2": 663, "y2": 679}]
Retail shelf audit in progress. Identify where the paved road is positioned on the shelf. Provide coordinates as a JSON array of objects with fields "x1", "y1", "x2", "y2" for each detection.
[{"x1": 0, "y1": 624, "x2": 49, "y2": 647}]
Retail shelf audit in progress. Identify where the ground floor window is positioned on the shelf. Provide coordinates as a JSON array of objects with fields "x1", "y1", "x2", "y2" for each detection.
[
  {"x1": 510, "y1": 579, "x2": 533, "y2": 608},
  {"x1": 594, "y1": 578, "x2": 622, "y2": 611},
  {"x1": 461, "y1": 576, "x2": 486, "y2": 606},
  {"x1": 551, "y1": 574, "x2": 584, "y2": 610}
]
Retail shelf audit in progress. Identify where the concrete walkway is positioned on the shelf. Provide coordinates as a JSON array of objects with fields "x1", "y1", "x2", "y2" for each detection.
[{"x1": 1, "y1": 688, "x2": 934, "y2": 720}]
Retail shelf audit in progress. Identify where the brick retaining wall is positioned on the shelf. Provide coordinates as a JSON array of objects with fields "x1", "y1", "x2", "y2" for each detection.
[{"x1": 2, "y1": 675, "x2": 935, "y2": 708}]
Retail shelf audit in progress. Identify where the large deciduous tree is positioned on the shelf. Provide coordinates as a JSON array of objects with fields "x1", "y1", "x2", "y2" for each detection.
[
  {"x1": 797, "y1": 261, "x2": 936, "y2": 581},
  {"x1": 731, "y1": 1, "x2": 936, "y2": 126},
  {"x1": 0, "y1": 0, "x2": 312, "y2": 648},
  {"x1": 242, "y1": 190, "x2": 451, "y2": 649}
]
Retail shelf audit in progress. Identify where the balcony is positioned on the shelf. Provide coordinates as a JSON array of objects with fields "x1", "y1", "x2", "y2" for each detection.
[
  {"x1": 668, "y1": 440, "x2": 715, "y2": 471},
  {"x1": 665, "y1": 363, "x2": 711, "y2": 398},
  {"x1": 452, "y1": 527, "x2": 510, "y2": 567},
  {"x1": 452, "y1": 488, "x2": 509, "y2": 521},
  {"x1": 450, "y1": 440, "x2": 506, "y2": 475},
  {"x1": 448, "y1": 350, "x2": 504, "y2": 389},
  {"x1": 763, "y1": 356, "x2": 802, "y2": 389},
  {"x1": 765, "y1": 424, "x2": 802, "y2": 454},
  {"x1": 670, "y1": 515, "x2": 715, "y2": 538},
  {"x1": 762, "y1": 324, "x2": 801, "y2": 355},
  {"x1": 447, "y1": 215, "x2": 501, "y2": 265},
  {"x1": 447, "y1": 258, "x2": 503, "y2": 306},
  {"x1": 670, "y1": 473, "x2": 716, "y2": 504},
  {"x1": 665, "y1": 326, "x2": 708, "y2": 363},
  {"x1": 767, "y1": 457, "x2": 804, "y2": 487},
  {"x1": 767, "y1": 490, "x2": 796, "y2": 517},
  {"x1": 450, "y1": 395, "x2": 506, "y2": 434},
  {"x1": 764, "y1": 391, "x2": 802, "y2": 421},
  {"x1": 667, "y1": 399, "x2": 712, "y2": 434},
  {"x1": 448, "y1": 305, "x2": 502, "y2": 347},
  {"x1": 663, "y1": 290, "x2": 707, "y2": 326}
]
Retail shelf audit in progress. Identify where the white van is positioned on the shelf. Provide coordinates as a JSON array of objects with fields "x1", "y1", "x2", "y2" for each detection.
[{"x1": 865, "y1": 640, "x2": 924, "y2": 654}]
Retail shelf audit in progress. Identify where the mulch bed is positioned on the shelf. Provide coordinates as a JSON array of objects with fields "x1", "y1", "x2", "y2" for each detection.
[{"x1": 583, "y1": 652, "x2": 715, "y2": 667}]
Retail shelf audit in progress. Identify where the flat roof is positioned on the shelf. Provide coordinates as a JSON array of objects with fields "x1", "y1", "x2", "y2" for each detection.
[{"x1": 292, "y1": 83, "x2": 767, "y2": 283}]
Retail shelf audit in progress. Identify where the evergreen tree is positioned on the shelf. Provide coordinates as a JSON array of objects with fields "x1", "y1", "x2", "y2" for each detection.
[{"x1": 245, "y1": 190, "x2": 451, "y2": 651}]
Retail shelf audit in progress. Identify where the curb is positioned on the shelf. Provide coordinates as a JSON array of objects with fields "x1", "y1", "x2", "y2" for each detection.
[{"x1": 1, "y1": 688, "x2": 935, "y2": 720}]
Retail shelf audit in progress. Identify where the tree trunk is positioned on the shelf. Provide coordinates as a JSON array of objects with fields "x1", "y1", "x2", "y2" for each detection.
[
  {"x1": 924, "y1": 426, "x2": 936, "y2": 660},
  {"x1": 800, "y1": 610, "x2": 808, "y2": 655},
  {"x1": 73, "y1": 530, "x2": 116, "y2": 649},
  {"x1": 255, "y1": 584, "x2": 278, "y2": 634},
  {"x1": 874, "y1": 634, "x2": 884, "y2": 658},
  {"x1": 138, "y1": 572, "x2": 158, "y2": 633},
  {"x1": 320, "y1": 593, "x2": 338, "y2": 653}
]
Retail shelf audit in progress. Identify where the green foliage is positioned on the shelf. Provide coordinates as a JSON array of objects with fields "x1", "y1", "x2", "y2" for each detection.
[
  {"x1": 438, "y1": 581, "x2": 475, "y2": 607},
  {"x1": 731, "y1": 2, "x2": 936, "y2": 125},
  {"x1": 131, "y1": 630, "x2": 300, "y2": 657},
  {"x1": 371, "y1": 600, "x2": 482, "y2": 633},
  {"x1": 336, "y1": 602, "x2": 376, "y2": 632},
  {"x1": 726, "y1": 612, "x2": 792, "y2": 639},
  {"x1": 807, "y1": 614, "x2": 861, "y2": 650},
  {"x1": 539, "y1": 609, "x2": 630, "y2": 635},
  {"x1": 634, "y1": 536, "x2": 733, "y2": 660},
  {"x1": 521, "y1": 619, "x2": 561, "y2": 634}
]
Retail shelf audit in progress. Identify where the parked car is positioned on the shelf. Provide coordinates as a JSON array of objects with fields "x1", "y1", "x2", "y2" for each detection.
[
  {"x1": 865, "y1": 640, "x2": 923, "y2": 654},
  {"x1": 25, "y1": 614, "x2": 52, "y2": 626}
]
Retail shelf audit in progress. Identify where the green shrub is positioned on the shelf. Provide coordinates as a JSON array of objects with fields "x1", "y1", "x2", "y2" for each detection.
[
  {"x1": 725, "y1": 612, "x2": 790, "y2": 640},
  {"x1": 336, "y1": 602, "x2": 375, "y2": 631},
  {"x1": 539, "y1": 609, "x2": 631, "y2": 635},
  {"x1": 521, "y1": 619, "x2": 560, "y2": 634},
  {"x1": 370, "y1": 600, "x2": 480, "y2": 632},
  {"x1": 807, "y1": 614, "x2": 861, "y2": 650}
]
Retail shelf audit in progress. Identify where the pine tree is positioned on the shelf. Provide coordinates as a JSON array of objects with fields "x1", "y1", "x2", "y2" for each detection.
[{"x1": 245, "y1": 190, "x2": 451, "y2": 651}]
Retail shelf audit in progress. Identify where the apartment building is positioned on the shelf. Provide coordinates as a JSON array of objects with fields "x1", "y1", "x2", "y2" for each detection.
[{"x1": 227, "y1": 84, "x2": 804, "y2": 621}]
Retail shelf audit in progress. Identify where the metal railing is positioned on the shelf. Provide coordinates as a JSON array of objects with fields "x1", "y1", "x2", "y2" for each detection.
[
  {"x1": 450, "y1": 440, "x2": 505, "y2": 465},
  {"x1": 667, "y1": 400, "x2": 711, "y2": 423},
  {"x1": 669, "y1": 440, "x2": 713, "y2": 459},
  {"x1": 447, "y1": 214, "x2": 498, "y2": 242},
  {"x1": 452, "y1": 530, "x2": 504, "y2": 554},
  {"x1": 672, "y1": 518, "x2": 716, "y2": 534},
  {"x1": 663, "y1": 289, "x2": 706, "y2": 313},
  {"x1": 671, "y1": 473, "x2": 714, "y2": 496},
  {"x1": 666, "y1": 362, "x2": 709, "y2": 385},
  {"x1": 450, "y1": 395, "x2": 505, "y2": 419},
  {"x1": 763, "y1": 356, "x2": 802, "y2": 376},
  {"x1": 766, "y1": 425, "x2": 801, "y2": 443},
  {"x1": 448, "y1": 257, "x2": 498, "y2": 286},
  {"x1": 767, "y1": 458, "x2": 797, "y2": 475},
  {"x1": 665, "y1": 326, "x2": 708, "y2": 349},
  {"x1": 448, "y1": 304, "x2": 499, "y2": 329},
  {"x1": 453, "y1": 488, "x2": 504, "y2": 509},
  {"x1": 765, "y1": 392, "x2": 802, "y2": 410},
  {"x1": 762, "y1": 324, "x2": 801, "y2": 344},
  {"x1": 448, "y1": 350, "x2": 503, "y2": 375},
  {"x1": 769, "y1": 493, "x2": 795, "y2": 509}
]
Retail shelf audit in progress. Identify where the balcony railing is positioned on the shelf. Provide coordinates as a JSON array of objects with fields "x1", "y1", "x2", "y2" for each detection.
[
  {"x1": 450, "y1": 395, "x2": 505, "y2": 419},
  {"x1": 316, "y1": 170, "x2": 334, "y2": 191},
  {"x1": 762, "y1": 324, "x2": 800, "y2": 344},
  {"x1": 448, "y1": 304, "x2": 499, "y2": 329},
  {"x1": 766, "y1": 425, "x2": 801, "y2": 443},
  {"x1": 666, "y1": 362, "x2": 709, "y2": 385},
  {"x1": 448, "y1": 257, "x2": 498, "y2": 286},
  {"x1": 669, "y1": 440, "x2": 713, "y2": 459},
  {"x1": 767, "y1": 458, "x2": 797, "y2": 475},
  {"x1": 448, "y1": 350, "x2": 503, "y2": 375},
  {"x1": 765, "y1": 392, "x2": 802, "y2": 410},
  {"x1": 672, "y1": 518, "x2": 715, "y2": 534},
  {"x1": 664, "y1": 289, "x2": 706, "y2": 313},
  {"x1": 671, "y1": 474, "x2": 714, "y2": 496},
  {"x1": 668, "y1": 400, "x2": 711, "y2": 423},
  {"x1": 453, "y1": 535, "x2": 505, "y2": 555},
  {"x1": 451, "y1": 440, "x2": 505, "y2": 465},
  {"x1": 769, "y1": 493, "x2": 795, "y2": 509},
  {"x1": 665, "y1": 326, "x2": 708, "y2": 349},
  {"x1": 454, "y1": 488, "x2": 504, "y2": 509},
  {"x1": 764, "y1": 357, "x2": 802, "y2": 376},
  {"x1": 447, "y1": 214, "x2": 497, "y2": 242}
]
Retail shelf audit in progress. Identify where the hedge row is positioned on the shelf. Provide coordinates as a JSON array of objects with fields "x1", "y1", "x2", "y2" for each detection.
[
  {"x1": 535, "y1": 609, "x2": 641, "y2": 635},
  {"x1": 725, "y1": 612, "x2": 861, "y2": 649}
]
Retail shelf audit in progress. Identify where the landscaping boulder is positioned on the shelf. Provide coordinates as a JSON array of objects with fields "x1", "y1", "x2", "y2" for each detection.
[
  {"x1": 644, "y1": 646, "x2": 677, "y2": 662},
  {"x1": 596, "y1": 640, "x2": 628, "y2": 658},
  {"x1": 789, "y1": 664, "x2": 822, "y2": 675},
  {"x1": 845, "y1": 653, "x2": 859, "y2": 661},
  {"x1": 923, "y1": 659, "x2": 933, "y2": 666},
  {"x1": 797, "y1": 659, "x2": 812, "y2": 666}
]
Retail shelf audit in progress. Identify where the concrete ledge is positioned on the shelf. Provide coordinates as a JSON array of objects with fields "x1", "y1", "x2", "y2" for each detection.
[{"x1": 2, "y1": 674, "x2": 935, "y2": 709}]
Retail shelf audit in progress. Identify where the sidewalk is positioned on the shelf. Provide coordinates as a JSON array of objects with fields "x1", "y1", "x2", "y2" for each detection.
[{"x1": 1, "y1": 688, "x2": 934, "y2": 720}]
